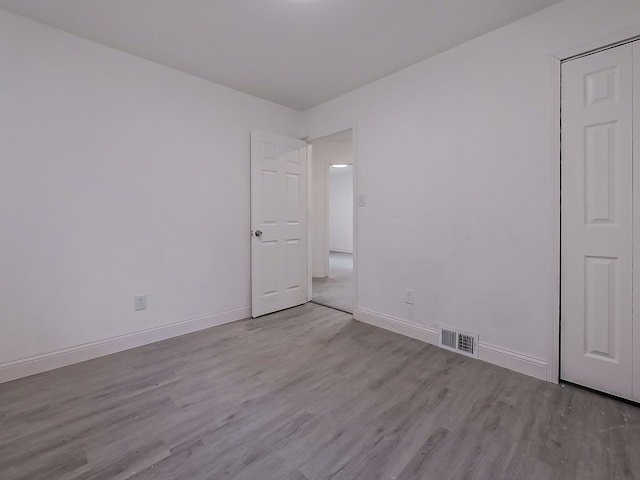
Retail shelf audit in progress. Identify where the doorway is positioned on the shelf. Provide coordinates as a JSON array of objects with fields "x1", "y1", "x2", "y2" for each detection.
[{"x1": 309, "y1": 129, "x2": 355, "y2": 313}]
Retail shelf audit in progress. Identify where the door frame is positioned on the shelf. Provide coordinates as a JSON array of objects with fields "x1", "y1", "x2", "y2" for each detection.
[
  {"x1": 306, "y1": 124, "x2": 359, "y2": 314},
  {"x1": 549, "y1": 28, "x2": 640, "y2": 384}
]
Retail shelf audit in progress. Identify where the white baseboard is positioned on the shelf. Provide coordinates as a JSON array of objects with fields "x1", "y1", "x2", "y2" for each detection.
[
  {"x1": 355, "y1": 308, "x2": 547, "y2": 381},
  {"x1": 0, "y1": 306, "x2": 251, "y2": 385},
  {"x1": 355, "y1": 308, "x2": 439, "y2": 344},
  {"x1": 312, "y1": 272, "x2": 328, "y2": 278},
  {"x1": 477, "y1": 342, "x2": 547, "y2": 381}
]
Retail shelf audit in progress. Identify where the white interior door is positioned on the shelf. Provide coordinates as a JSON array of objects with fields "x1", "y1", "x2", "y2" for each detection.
[
  {"x1": 251, "y1": 130, "x2": 308, "y2": 318},
  {"x1": 561, "y1": 43, "x2": 634, "y2": 399}
]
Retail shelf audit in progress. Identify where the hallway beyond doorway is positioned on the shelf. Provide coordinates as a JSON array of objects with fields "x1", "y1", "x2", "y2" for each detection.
[{"x1": 311, "y1": 252, "x2": 353, "y2": 313}]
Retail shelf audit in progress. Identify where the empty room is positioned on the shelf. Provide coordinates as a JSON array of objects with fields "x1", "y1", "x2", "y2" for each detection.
[{"x1": 2, "y1": 1, "x2": 640, "y2": 479}]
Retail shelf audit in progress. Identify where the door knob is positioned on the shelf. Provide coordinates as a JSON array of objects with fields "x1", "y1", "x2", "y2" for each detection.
[{"x1": 255, "y1": 230, "x2": 263, "y2": 237}]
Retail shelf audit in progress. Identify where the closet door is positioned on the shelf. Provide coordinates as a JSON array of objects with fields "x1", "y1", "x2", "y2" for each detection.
[
  {"x1": 561, "y1": 42, "x2": 634, "y2": 399},
  {"x1": 634, "y1": 41, "x2": 640, "y2": 402}
]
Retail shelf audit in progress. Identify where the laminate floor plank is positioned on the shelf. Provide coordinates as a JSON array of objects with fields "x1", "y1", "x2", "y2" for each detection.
[{"x1": 1, "y1": 303, "x2": 639, "y2": 479}]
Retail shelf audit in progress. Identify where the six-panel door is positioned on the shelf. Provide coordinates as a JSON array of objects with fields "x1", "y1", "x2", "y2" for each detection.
[
  {"x1": 251, "y1": 131, "x2": 308, "y2": 318},
  {"x1": 561, "y1": 42, "x2": 635, "y2": 399}
]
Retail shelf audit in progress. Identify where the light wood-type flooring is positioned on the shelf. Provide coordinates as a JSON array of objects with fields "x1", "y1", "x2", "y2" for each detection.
[{"x1": 1, "y1": 303, "x2": 640, "y2": 479}]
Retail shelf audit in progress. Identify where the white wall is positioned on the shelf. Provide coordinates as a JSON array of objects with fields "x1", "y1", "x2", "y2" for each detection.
[
  {"x1": 329, "y1": 166, "x2": 354, "y2": 253},
  {"x1": 310, "y1": 139, "x2": 353, "y2": 276},
  {"x1": 0, "y1": 9, "x2": 302, "y2": 367},
  {"x1": 303, "y1": 0, "x2": 640, "y2": 364}
]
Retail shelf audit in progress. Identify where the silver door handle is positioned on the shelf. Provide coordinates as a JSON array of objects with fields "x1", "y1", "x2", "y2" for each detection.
[{"x1": 254, "y1": 230, "x2": 263, "y2": 237}]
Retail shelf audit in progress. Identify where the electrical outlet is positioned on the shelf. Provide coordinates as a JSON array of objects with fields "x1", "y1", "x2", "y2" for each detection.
[
  {"x1": 404, "y1": 289, "x2": 415, "y2": 305},
  {"x1": 134, "y1": 294, "x2": 147, "y2": 311}
]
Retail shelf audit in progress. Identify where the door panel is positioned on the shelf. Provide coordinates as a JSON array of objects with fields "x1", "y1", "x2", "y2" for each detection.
[
  {"x1": 286, "y1": 173, "x2": 300, "y2": 222},
  {"x1": 561, "y1": 43, "x2": 634, "y2": 399},
  {"x1": 583, "y1": 256, "x2": 618, "y2": 360},
  {"x1": 251, "y1": 131, "x2": 308, "y2": 318},
  {"x1": 584, "y1": 122, "x2": 617, "y2": 224}
]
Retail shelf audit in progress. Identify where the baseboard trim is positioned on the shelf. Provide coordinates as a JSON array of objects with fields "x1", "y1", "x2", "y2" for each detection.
[
  {"x1": 355, "y1": 308, "x2": 439, "y2": 344},
  {"x1": 0, "y1": 306, "x2": 251, "y2": 385},
  {"x1": 354, "y1": 308, "x2": 547, "y2": 381},
  {"x1": 329, "y1": 249, "x2": 353, "y2": 254},
  {"x1": 477, "y1": 342, "x2": 547, "y2": 381}
]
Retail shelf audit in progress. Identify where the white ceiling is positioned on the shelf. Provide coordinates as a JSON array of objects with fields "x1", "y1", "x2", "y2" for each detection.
[{"x1": 0, "y1": 0, "x2": 561, "y2": 111}]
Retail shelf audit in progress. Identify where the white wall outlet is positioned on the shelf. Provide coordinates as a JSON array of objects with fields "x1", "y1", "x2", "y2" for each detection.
[
  {"x1": 358, "y1": 193, "x2": 366, "y2": 207},
  {"x1": 404, "y1": 289, "x2": 415, "y2": 305},
  {"x1": 134, "y1": 294, "x2": 147, "y2": 311}
]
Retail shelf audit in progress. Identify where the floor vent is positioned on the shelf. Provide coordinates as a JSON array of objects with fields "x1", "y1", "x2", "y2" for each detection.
[{"x1": 438, "y1": 325, "x2": 479, "y2": 358}]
